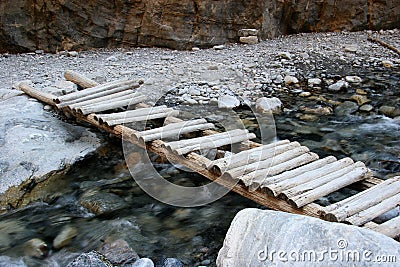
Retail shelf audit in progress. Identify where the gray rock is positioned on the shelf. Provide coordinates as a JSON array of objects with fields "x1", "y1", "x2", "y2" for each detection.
[
  {"x1": 66, "y1": 251, "x2": 113, "y2": 267},
  {"x1": 79, "y1": 191, "x2": 128, "y2": 215},
  {"x1": 239, "y1": 36, "x2": 258, "y2": 45},
  {"x1": 278, "y1": 52, "x2": 292, "y2": 60},
  {"x1": 345, "y1": 76, "x2": 362, "y2": 83},
  {"x1": 308, "y1": 78, "x2": 322, "y2": 86},
  {"x1": 0, "y1": 256, "x2": 27, "y2": 267},
  {"x1": 156, "y1": 258, "x2": 184, "y2": 267},
  {"x1": 328, "y1": 80, "x2": 349, "y2": 91},
  {"x1": 67, "y1": 51, "x2": 79, "y2": 57},
  {"x1": 217, "y1": 95, "x2": 240, "y2": 109},
  {"x1": 255, "y1": 97, "x2": 282, "y2": 114},
  {"x1": 53, "y1": 226, "x2": 78, "y2": 249},
  {"x1": 0, "y1": 93, "x2": 101, "y2": 194},
  {"x1": 335, "y1": 101, "x2": 359, "y2": 116},
  {"x1": 217, "y1": 208, "x2": 400, "y2": 267},
  {"x1": 99, "y1": 239, "x2": 139, "y2": 265},
  {"x1": 284, "y1": 75, "x2": 299, "y2": 85},
  {"x1": 379, "y1": 105, "x2": 400, "y2": 118},
  {"x1": 213, "y1": 45, "x2": 225, "y2": 50},
  {"x1": 130, "y1": 258, "x2": 155, "y2": 267},
  {"x1": 23, "y1": 238, "x2": 48, "y2": 259},
  {"x1": 344, "y1": 45, "x2": 358, "y2": 52},
  {"x1": 359, "y1": 104, "x2": 374, "y2": 112},
  {"x1": 238, "y1": 29, "x2": 259, "y2": 37},
  {"x1": 349, "y1": 94, "x2": 370, "y2": 106}
]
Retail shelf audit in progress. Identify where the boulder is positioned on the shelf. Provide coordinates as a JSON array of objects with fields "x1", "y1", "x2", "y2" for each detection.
[
  {"x1": 217, "y1": 95, "x2": 240, "y2": 109},
  {"x1": 217, "y1": 208, "x2": 400, "y2": 267},
  {"x1": 66, "y1": 251, "x2": 113, "y2": 267},
  {"x1": 238, "y1": 29, "x2": 259, "y2": 37},
  {"x1": 0, "y1": 90, "x2": 101, "y2": 203}
]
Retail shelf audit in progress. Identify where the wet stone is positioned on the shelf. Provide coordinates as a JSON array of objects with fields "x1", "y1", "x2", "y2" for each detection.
[
  {"x1": 79, "y1": 191, "x2": 128, "y2": 215},
  {"x1": 23, "y1": 238, "x2": 48, "y2": 259},
  {"x1": 359, "y1": 104, "x2": 374, "y2": 112},
  {"x1": 66, "y1": 251, "x2": 113, "y2": 267},
  {"x1": 53, "y1": 226, "x2": 78, "y2": 249},
  {"x1": 349, "y1": 94, "x2": 370, "y2": 106},
  {"x1": 379, "y1": 105, "x2": 400, "y2": 118},
  {"x1": 155, "y1": 258, "x2": 184, "y2": 267},
  {"x1": 99, "y1": 239, "x2": 139, "y2": 265},
  {"x1": 335, "y1": 101, "x2": 359, "y2": 116}
]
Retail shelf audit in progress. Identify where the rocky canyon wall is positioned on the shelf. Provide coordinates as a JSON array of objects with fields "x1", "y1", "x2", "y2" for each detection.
[{"x1": 0, "y1": 0, "x2": 399, "y2": 52}]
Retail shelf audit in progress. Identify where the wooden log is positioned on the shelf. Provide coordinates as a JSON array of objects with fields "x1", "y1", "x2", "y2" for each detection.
[
  {"x1": 55, "y1": 79, "x2": 137, "y2": 103},
  {"x1": 64, "y1": 70, "x2": 99, "y2": 88},
  {"x1": 135, "y1": 118, "x2": 207, "y2": 137},
  {"x1": 321, "y1": 176, "x2": 400, "y2": 216},
  {"x1": 18, "y1": 83, "x2": 56, "y2": 106},
  {"x1": 247, "y1": 152, "x2": 321, "y2": 190},
  {"x1": 95, "y1": 105, "x2": 170, "y2": 122},
  {"x1": 265, "y1": 157, "x2": 352, "y2": 197},
  {"x1": 372, "y1": 215, "x2": 400, "y2": 239},
  {"x1": 288, "y1": 164, "x2": 371, "y2": 208},
  {"x1": 174, "y1": 133, "x2": 256, "y2": 155},
  {"x1": 57, "y1": 83, "x2": 139, "y2": 108},
  {"x1": 165, "y1": 129, "x2": 248, "y2": 150},
  {"x1": 78, "y1": 95, "x2": 147, "y2": 115},
  {"x1": 224, "y1": 146, "x2": 311, "y2": 180},
  {"x1": 345, "y1": 193, "x2": 400, "y2": 226},
  {"x1": 212, "y1": 141, "x2": 300, "y2": 173},
  {"x1": 140, "y1": 123, "x2": 215, "y2": 142},
  {"x1": 67, "y1": 90, "x2": 134, "y2": 109},
  {"x1": 324, "y1": 177, "x2": 400, "y2": 222},
  {"x1": 104, "y1": 110, "x2": 179, "y2": 126}
]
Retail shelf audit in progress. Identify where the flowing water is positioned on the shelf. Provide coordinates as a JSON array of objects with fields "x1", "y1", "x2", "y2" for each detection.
[{"x1": 0, "y1": 68, "x2": 399, "y2": 266}]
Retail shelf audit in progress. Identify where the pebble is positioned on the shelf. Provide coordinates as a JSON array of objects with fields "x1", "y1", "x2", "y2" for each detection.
[
  {"x1": 155, "y1": 258, "x2": 184, "y2": 267},
  {"x1": 349, "y1": 94, "x2": 370, "y2": 106},
  {"x1": 217, "y1": 95, "x2": 240, "y2": 109},
  {"x1": 335, "y1": 101, "x2": 359, "y2": 116},
  {"x1": 308, "y1": 78, "x2": 322, "y2": 86},
  {"x1": 35, "y1": 50, "x2": 44, "y2": 54},
  {"x1": 238, "y1": 29, "x2": 259, "y2": 37},
  {"x1": 53, "y1": 226, "x2": 78, "y2": 249},
  {"x1": 278, "y1": 52, "x2": 292, "y2": 60},
  {"x1": 343, "y1": 45, "x2": 358, "y2": 52},
  {"x1": 131, "y1": 258, "x2": 155, "y2": 267},
  {"x1": 379, "y1": 105, "x2": 400, "y2": 118},
  {"x1": 255, "y1": 97, "x2": 282, "y2": 114},
  {"x1": 328, "y1": 80, "x2": 349, "y2": 91},
  {"x1": 67, "y1": 51, "x2": 78, "y2": 57},
  {"x1": 345, "y1": 76, "x2": 362, "y2": 83},
  {"x1": 359, "y1": 104, "x2": 374, "y2": 112},
  {"x1": 23, "y1": 238, "x2": 48, "y2": 258},
  {"x1": 299, "y1": 91, "x2": 311, "y2": 97},
  {"x1": 213, "y1": 45, "x2": 225, "y2": 50},
  {"x1": 99, "y1": 239, "x2": 139, "y2": 265},
  {"x1": 284, "y1": 75, "x2": 299, "y2": 85},
  {"x1": 192, "y1": 47, "x2": 200, "y2": 51}
]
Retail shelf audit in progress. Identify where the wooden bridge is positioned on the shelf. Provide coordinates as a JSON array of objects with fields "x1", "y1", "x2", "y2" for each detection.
[{"x1": 18, "y1": 70, "x2": 400, "y2": 240}]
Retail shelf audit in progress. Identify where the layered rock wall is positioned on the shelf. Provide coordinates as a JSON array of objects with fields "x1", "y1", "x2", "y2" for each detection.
[{"x1": 0, "y1": 0, "x2": 399, "y2": 52}]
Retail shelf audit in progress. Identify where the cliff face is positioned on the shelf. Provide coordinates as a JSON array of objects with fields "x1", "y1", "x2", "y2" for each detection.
[{"x1": 0, "y1": 0, "x2": 399, "y2": 52}]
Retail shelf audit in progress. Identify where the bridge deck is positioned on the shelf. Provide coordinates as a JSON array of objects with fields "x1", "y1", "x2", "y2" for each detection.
[{"x1": 18, "y1": 70, "x2": 400, "y2": 240}]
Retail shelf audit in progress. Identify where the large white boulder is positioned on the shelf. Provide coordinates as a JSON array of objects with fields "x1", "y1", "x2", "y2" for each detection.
[{"x1": 217, "y1": 208, "x2": 400, "y2": 267}]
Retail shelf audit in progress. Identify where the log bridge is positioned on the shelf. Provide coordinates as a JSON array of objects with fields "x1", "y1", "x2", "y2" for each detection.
[{"x1": 18, "y1": 70, "x2": 400, "y2": 240}]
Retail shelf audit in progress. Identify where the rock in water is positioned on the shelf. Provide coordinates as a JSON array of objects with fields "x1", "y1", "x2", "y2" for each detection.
[
  {"x1": 255, "y1": 97, "x2": 282, "y2": 114},
  {"x1": 328, "y1": 80, "x2": 349, "y2": 91},
  {"x1": 217, "y1": 208, "x2": 400, "y2": 267},
  {"x1": 66, "y1": 251, "x2": 113, "y2": 267},
  {"x1": 79, "y1": 191, "x2": 128, "y2": 215},
  {"x1": 335, "y1": 101, "x2": 358, "y2": 116},
  {"x1": 53, "y1": 226, "x2": 78, "y2": 249},
  {"x1": 217, "y1": 95, "x2": 240, "y2": 109},
  {"x1": 23, "y1": 238, "x2": 48, "y2": 258},
  {"x1": 99, "y1": 239, "x2": 139, "y2": 265},
  {"x1": 155, "y1": 258, "x2": 184, "y2": 267},
  {"x1": 131, "y1": 258, "x2": 155, "y2": 267}
]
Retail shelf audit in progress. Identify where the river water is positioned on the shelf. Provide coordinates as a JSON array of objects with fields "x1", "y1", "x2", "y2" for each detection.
[{"x1": 0, "y1": 67, "x2": 399, "y2": 266}]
